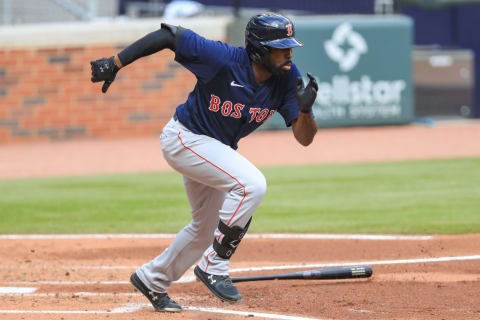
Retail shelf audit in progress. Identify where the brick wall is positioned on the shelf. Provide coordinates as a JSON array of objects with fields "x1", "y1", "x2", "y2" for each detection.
[{"x1": 0, "y1": 44, "x2": 197, "y2": 144}]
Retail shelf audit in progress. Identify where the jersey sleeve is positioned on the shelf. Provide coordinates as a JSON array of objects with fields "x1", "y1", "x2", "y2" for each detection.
[
  {"x1": 277, "y1": 64, "x2": 302, "y2": 127},
  {"x1": 174, "y1": 29, "x2": 238, "y2": 83}
]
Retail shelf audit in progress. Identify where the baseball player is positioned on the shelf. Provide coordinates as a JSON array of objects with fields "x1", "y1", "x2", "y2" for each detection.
[{"x1": 90, "y1": 12, "x2": 318, "y2": 312}]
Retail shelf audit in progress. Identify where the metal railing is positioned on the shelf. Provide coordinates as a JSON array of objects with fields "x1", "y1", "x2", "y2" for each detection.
[{"x1": 0, "y1": 0, "x2": 117, "y2": 25}]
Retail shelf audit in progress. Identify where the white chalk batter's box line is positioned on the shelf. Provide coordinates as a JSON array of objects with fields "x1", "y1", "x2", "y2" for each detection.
[
  {"x1": 0, "y1": 290, "x2": 140, "y2": 296},
  {"x1": 0, "y1": 233, "x2": 433, "y2": 240},
  {"x1": 0, "y1": 304, "x2": 324, "y2": 320},
  {"x1": 1, "y1": 255, "x2": 479, "y2": 286}
]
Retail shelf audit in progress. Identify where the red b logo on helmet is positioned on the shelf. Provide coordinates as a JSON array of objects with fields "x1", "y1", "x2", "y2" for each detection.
[{"x1": 286, "y1": 24, "x2": 293, "y2": 37}]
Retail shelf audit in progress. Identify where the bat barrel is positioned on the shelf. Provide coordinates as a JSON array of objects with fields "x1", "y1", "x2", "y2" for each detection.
[{"x1": 305, "y1": 265, "x2": 372, "y2": 279}]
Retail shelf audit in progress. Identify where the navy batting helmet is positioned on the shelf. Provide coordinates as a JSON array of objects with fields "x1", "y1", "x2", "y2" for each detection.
[{"x1": 245, "y1": 12, "x2": 303, "y2": 64}]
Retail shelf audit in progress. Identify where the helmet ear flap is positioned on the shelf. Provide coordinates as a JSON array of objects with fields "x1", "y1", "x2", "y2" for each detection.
[
  {"x1": 246, "y1": 41, "x2": 269, "y2": 64},
  {"x1": 246, "y1": 42, "x2": 260, "y2": 63}
]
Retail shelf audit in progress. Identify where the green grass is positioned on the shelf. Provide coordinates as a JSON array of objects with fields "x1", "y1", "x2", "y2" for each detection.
[
  {"x1": 258, "y1": 158, "x2": 480, "y2": 234},
  {"x1": 1, "y1": 158, "x2": 479, "y2": 234}
]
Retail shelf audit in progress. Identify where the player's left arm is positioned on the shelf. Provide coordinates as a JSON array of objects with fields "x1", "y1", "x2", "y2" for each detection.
[{"x1": 291, "y1": 73, "x2": 318, "y2": 146}]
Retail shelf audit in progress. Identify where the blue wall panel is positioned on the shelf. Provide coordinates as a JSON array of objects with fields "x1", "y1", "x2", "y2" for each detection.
[
  {"x1": 403, "y1": 7, "x2": 456, "y2": 45},
  {"x1": 119, "y1": 0, "x2": 375, "y2": 15}
]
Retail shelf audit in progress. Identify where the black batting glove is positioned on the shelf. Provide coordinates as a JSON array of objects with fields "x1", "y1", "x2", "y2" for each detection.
[
  {"x1": 90, "y1": 56, "x2": 120, "y2": 93},
  {"x1": 296, "y1": 72, "x2": 318, "y2": 114}
]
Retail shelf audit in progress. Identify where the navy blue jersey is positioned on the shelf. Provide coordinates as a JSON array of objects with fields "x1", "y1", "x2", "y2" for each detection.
[{"x1": 174, "y1": 29, "x2": 301, "y2": 150}]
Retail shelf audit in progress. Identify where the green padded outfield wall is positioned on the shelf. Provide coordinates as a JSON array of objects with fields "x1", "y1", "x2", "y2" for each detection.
[{"x1": 227, "y1": 15, "x2": 414, "y2": 128}]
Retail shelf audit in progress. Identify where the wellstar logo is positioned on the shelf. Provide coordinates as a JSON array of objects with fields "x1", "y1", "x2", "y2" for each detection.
[{"x1": 324, "y1": 22, "x2": 368, "y2": 72}]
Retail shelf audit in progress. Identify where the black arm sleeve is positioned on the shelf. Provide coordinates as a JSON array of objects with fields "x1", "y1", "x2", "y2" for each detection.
[{"x1": 117, "y1": 24, "x2": 185, "y2": 67}]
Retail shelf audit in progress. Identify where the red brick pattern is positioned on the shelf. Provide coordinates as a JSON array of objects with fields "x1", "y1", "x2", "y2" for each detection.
[{"x1": 0, "y1": 45, "x2": 196, "y2": 144}]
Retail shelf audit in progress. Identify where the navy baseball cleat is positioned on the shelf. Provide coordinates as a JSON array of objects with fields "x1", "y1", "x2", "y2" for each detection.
[
  {"x1": 194, "y1": 266, "x2": 242, "y2": 302},
  {"x1": 130, "y1": 272, "x2": 182, "y2": 312}
]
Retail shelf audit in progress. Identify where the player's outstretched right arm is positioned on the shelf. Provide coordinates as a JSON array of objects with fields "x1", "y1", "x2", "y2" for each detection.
[
  {"x1": 90, "y1": 24, "x2": 185, "y2": 93},
  {"x1": 291, "y1": 73, "x2": 318, "y2": 146}
]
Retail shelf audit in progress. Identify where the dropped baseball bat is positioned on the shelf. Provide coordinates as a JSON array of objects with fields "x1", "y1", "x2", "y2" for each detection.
[{"x1": 230, "y1": 265, "x2": 372, "y2": 283}]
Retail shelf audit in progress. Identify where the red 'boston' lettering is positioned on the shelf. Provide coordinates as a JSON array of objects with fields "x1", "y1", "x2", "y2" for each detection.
[
  {"x1": 248, "y1": 108, "x2": 261, "y2": 122},
  {"x1": 209, "y1": 94, "x2": 221, "y2": 112},
  {"x1": 256, "y1": 108, "x2": 270, "y2": 122},
  {"x1": 221, "y1": 101, "x2": 233, "y2": 116},
  {"x1": 266, "y1": 109, "x2": 276, "y2": 121},
  {"x1": 208, "y1": 96, "x2": 271, "y2": 123},
  {"x1": 231, "y1": 103, "x2": 244, "y2": 118}
]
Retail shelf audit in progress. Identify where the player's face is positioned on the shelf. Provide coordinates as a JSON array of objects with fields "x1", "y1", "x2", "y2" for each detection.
[{"x1": 268, "y1": 47, "x2": 293, "y2": 72}]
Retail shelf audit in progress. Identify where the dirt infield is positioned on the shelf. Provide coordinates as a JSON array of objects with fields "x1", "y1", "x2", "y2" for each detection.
[
  {"x1": 0, "y1": 235, "x2": 480, "y2": 319},
  {"x1": 1, "y1": 120, "x2": 480, "y2": 319}
]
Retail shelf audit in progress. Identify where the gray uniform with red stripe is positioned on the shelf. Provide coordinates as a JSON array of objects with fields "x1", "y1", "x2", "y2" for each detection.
[{"x1": 135, "y1": 29, "x2": 300, "y2": 293}]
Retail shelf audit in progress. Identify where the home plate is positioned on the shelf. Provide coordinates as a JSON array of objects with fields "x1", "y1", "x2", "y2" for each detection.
[{"x1": 0, "y1": 287, "x2": 37, "y2": 294}]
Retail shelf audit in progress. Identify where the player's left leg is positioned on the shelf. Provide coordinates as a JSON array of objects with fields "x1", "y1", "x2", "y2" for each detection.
[{"x1": 136, "y1": 177, "x2": 225, "y2": 292}]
